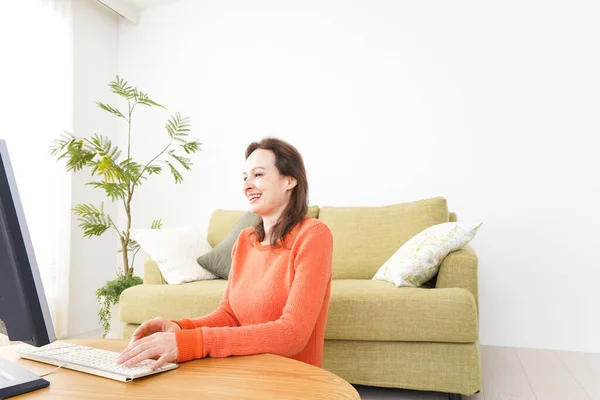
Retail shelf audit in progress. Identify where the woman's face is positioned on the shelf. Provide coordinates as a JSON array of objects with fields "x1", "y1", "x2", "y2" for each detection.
[{"x1": 243, "y1": 149, "x2": 296, "y2": 217}]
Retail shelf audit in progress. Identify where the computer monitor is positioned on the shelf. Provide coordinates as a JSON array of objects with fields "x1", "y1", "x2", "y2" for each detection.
[{"x1": 0, "y1": 139, "x2": 56, "y2": 397}]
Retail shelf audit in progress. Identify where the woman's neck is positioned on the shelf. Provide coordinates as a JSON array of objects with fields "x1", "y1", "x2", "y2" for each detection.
[
  {"x1": 260, "y1": 202, "x2": 289, "y2": 245},
  {"x1": 261, "y1": 216, "x2": 277, "y2": 245}
]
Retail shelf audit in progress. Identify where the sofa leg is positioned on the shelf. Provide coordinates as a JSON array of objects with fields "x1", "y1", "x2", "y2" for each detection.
[{"x1": 448, "y1": 394, "x2": 462, "y2": 400}]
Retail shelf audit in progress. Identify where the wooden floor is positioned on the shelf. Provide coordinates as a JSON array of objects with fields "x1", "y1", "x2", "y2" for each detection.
[{"x1": 355, "y1": 345, "x2": 600, "y2": 400}]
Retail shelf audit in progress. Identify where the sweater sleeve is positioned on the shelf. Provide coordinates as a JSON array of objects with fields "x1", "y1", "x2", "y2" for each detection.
[
  {"x1": 172, "y1": 280, "x2": 239, "y2": 330},
  {"x1": 182, "y1": 223, "x2": 333, "y2": 361},
  {"x1": 172, "y1": 240, "x2": 241, "y2": 330}
]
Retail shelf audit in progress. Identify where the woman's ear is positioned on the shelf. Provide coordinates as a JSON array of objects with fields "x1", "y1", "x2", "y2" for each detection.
[{"x1": 286, "y1": 177, "x2": 297, "y2": 190}]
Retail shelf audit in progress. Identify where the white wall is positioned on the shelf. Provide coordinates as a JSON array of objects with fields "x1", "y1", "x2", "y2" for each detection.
[
  {"x1": 69, "y1": 0, "x2": 120, "y2": 336},
  {"x1": 118, "y1": 0, "x2": 600, "y2": 353},
  {"x1": 0, "y1": 0, "x2": 73, "y2": 339}
]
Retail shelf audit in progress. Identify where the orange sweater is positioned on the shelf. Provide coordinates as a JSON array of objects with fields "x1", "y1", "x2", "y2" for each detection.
[{"x1": 173, "y1": 217, "x2": 333, "y2": 367}]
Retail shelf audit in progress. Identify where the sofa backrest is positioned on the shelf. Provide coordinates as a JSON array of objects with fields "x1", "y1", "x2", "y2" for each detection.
[
  {"x1": 207, "y1": 198, "x2": 450, "y2": 280},
  {"x1": 318, "y1": 197, "x2": 449, "y2": 279},
  {"x1": 207, "y1": 210, "x2": 247, "y2": 247},
  {"x1": 207, "y1": 206, "x2": 320, "y2": 247}
]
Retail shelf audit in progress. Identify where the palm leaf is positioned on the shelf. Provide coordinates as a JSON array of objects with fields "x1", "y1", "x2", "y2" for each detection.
[
  {"x1": 165, "y1": 113, "x2": 191, "y2": 140},
  {"x1": 96, "y1": 102, "x2": 126, "y2": 120},
  {"x1": 120, "y1": 159, "x2": 145, "y2": 185},
  {"x1": 49, "y1": 132, "x2": 75, "y2": 157},
  {"x1": 118, "y1": 238, "x2": 140, "y2": 254},
  {"x1": 145, "y1": 164, "x2": 162, "y2": 175},
  {"x1": 129, "y1": 239, "x2": 141, "y2": 252},
  {"x1": 86, "y1": 135, "x2": 123, "y2": 181},
  {"x1": 61, "y1": 139, "x2": 95, "y2": 172},
  {"x1": 95, "y1": 157, "x2": 122, "y2": 182},
  {"x1": 86, "y1": 181, "x2": 127, "y2": 201},
  {"x1": 166, "y1": 161, "x2": 183, "y2": 184},
  {"x1": 108, "y1": 75, "x2": 136, "y2": 99},
  {"x1": 72, "y1": 203, "x2": 112, "y2": 237},
  {"x1": 136, "y1": 91, "x2": 166, "y2": 109},
  {"x1": 169, "y1": 151, "x2": 192, "y2": 171},
  {"x1": 181, "y1": 140, "x2": 201, "y2": 154},
  {"x1": 89, "y1": 134, "x2": 122, "y2": 161}
]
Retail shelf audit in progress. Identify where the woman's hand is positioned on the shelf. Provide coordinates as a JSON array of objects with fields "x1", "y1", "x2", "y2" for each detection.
[
  {"x1": 128, "y1": 317, "x2": 181, "y2": 345},
  {"x1": 117, "y1": 331, "x2": 179, "y2": 370},
  {"x1": 117, "y1": 317, "x2": 181, "y2": 370}
]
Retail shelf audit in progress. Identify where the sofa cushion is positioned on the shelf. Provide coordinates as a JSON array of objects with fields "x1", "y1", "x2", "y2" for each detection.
[
  {"x1": 198, "y1": 212, "x2": 258, "y2": 279},
  {"x1": 120, "y1": 278, "x2": 477, "y2": 344},
  {"x1": 120, "y1": 280, "x2": 228, "y2": 324},
  {"x1": 131, "y1": 227, "x2": 218, "y2": 284},
  {"x1": 206, "y1": 206, "x2": 320, "y2": 247},
  {"x1": 326, "y1": 280, "x2": 477, "y2": 343},
  {"x1": 372, "y1": 221, "x2": 482, "y2": 288},
  {"x1": 318, "y1": 197, "x2": 449, "y2": 279}
]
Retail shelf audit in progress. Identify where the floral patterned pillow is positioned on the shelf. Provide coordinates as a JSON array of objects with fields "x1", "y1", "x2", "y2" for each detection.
[{"x1": 372, "y1": 222, "x2": 482, "y2": 287}]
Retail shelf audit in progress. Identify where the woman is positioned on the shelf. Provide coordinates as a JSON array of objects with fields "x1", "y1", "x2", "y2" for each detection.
[{"x1": 117, "y1": 137, "x2": 333, "y2": 370}]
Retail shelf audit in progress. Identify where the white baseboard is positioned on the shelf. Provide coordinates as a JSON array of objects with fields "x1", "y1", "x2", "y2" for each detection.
[{"x1": 65, "y1": 328, "x2": 103, "y2": 340}]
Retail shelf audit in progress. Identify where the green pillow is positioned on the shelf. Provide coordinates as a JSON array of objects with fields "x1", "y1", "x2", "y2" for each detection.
[{"x1": 197, "y1": 212, "x2": 258, "y2": 279}]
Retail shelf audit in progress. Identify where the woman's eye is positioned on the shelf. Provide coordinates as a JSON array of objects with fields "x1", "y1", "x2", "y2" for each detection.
[
  {"x1": 255, "y1": 173, "x2": 263, "y2": 177},
  {"x1": 243, "y1": 177, "x2": 247, "y2": 181}
]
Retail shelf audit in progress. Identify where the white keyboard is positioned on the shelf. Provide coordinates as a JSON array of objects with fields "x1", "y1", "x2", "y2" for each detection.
[{"x1": 16, "y1": 341, "x2": 178, "y2": 382}]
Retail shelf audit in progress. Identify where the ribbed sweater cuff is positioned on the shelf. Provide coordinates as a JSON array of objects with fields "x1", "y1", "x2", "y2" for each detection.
[
  {"x1": 171, "y1": 319, "x2": 196, "y2": 330},
  {"x1": 175, "y1": 328, "x2": 204, "y2": 362},
  {"x1": 201, "y1": 327, "x2": 224, "y2": 358}
]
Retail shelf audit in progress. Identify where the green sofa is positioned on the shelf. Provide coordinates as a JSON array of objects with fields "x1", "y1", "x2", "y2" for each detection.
[{"x1": 119, "y1": 196, "x2": 481, "y2": 398}]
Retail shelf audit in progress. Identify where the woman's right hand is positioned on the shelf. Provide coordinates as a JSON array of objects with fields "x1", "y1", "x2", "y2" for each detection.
[{"x1": 129, "y1": 317, "x2": 181, "y2": 345}]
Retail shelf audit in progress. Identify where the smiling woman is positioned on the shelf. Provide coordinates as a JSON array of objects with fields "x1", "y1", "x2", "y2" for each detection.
[
  {"x1": 118, "y1": 138, "x2": 334, "y2": 371},
  {"x1": 243, "y1": 139, "x2": 309, "y2": 247}
]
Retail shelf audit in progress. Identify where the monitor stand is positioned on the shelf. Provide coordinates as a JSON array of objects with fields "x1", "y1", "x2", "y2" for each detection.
[{"x1": 0, "y1": 358, "x2": 49, "y2": 398}]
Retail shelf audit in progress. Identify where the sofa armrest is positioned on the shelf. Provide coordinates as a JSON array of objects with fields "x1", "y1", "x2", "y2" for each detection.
[
  {"x1": 144, "y1": 257, "x2": 167, "y2": 284},
  {"x1": 435, "y1": 245, "x2": 479, "y2": 312}
]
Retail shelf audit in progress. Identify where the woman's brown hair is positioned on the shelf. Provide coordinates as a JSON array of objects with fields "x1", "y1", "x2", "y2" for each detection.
[{"x1": 245, "y1": 137, "x2": 308, "y2": 248}]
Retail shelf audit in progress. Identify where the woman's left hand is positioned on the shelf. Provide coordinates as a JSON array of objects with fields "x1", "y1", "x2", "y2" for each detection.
[{"x1": 117, "y1": 332, "x2": 178, "y2": 370}]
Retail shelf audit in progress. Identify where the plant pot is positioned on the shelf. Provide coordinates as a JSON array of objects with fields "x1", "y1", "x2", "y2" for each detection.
[{"x1": 104, "y1": 303, "x2": 124, "y2": 339}]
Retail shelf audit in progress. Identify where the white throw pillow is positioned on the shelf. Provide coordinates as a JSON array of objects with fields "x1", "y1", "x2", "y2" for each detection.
[
  {"x1": 130, "y1": 227, "x2": 219, "y2": 284},
  {"x1": 372, "y1": 222, "x2": 482, "y2": 287}
]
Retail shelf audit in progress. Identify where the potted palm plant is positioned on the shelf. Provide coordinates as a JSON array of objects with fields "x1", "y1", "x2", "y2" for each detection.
[{"x1": 50, "y1": 76, "x2": 201, "y2": 337}]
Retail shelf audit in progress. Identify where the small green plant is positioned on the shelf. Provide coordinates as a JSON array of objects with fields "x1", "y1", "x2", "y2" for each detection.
[
  {"x1": 50, "y1": 76, "x2": 201, "y2": 337},
  {"x1": 96, "y1": 274, "x2": 143, "y2": 337}
]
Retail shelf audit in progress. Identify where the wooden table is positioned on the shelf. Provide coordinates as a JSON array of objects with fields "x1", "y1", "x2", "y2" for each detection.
[{"x1": 1, "y1": 339, "x2": 360, "y2": 399}]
